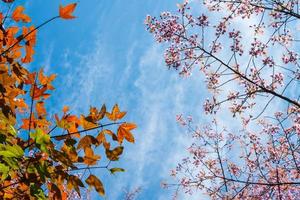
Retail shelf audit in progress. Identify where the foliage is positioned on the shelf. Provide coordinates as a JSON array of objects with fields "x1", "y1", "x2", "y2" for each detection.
[
  {"x1": 147, "y1": 0, "x2": 300, "y2": 199},
  {"x1": 0, "y1": 1, "x2": 136, "y2": 199}
]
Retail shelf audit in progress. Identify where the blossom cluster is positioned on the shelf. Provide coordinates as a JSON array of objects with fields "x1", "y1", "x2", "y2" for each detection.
[{"x1": 147, "y1": 0, "x2": 300, "y2": 199}]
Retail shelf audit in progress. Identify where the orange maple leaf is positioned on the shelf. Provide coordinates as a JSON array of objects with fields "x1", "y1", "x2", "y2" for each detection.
[
  {"x1": 24, "y1": 72, "x2": 36, "y2": 85},
  {"x1": 22, "y1": 26, "x2": 37, "y2": 46},
  {"x1": 59, "y1": 3, "x2": 77, "y2": 19},
  {"x1": 106, "y1": 104, "x2": 126, "y2": 121},
  {"x1": 12, "y1": 6, "x2": 31, "y2": 23},
  {"x1": 62, "y1": 106, "x2": 69, "y2": 113},
  {"x1": 6, "y1": 26, "x2": 19, "y2": 46},
  {"x1": 14, "y1": 98, "x2": 28, "y2": 113},
  {"x1": 84, "y1": 147, "x2": 101, "y2": 166},
  {"x1": 21, "y1": 44, "x2": 34, "y2": 63},
  {"x1": 54, "y1": 114, "x2": 79, "y2": 137},
  {"x1": 21, "y1": 116, "x2": 36, "y2": 130},
  {"x1": 36, "y1": 101, "x2": 46, "y2": 117},
  {"x1": 38, "y1": 68, "x2": 56, "y2": 90},
  {"x1": 117, "y1": 123, "x2": 137, "y2": 144}
]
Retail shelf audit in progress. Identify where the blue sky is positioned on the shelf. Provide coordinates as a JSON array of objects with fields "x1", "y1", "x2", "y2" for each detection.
[
  {"x1": 22, "y1": 1, "x2": 284, "y2": 199},
  {"x1": 22, "y1": 0, "x2": 207, "y2": 199}
]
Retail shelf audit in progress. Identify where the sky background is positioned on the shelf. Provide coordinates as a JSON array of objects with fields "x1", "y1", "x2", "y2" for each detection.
[
  {"x1": 11, "y1": 0, "x2": 298, "y2": 199},
  {"x1": 22, "y1": 0, "x2": 208, "y2": 199}
]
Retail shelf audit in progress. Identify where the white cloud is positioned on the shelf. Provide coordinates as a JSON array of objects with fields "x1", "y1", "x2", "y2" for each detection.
[{"x1": 126, "y1": 44, "x2": 207, "y2": 199}]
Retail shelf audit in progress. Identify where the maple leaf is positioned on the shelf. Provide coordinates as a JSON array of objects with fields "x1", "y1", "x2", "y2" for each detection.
[
  {"x1": 105, "y1": 146, "x2": 123, "y2": 161},
  {"x1": 49, "y1": 184, "x2": 62, "y2": 200},
  {"x1": 89, "y1": 104, "x2": 106, "y2": 122},
  {"x1": 77, "y1": 135, "x2": 98, "y2": 150},
  {"x1": 62, "y1": 106, "x2": 69, "y2": 113},
  {"x1": 109, "y1": 167, "x2": 125, "y2": 174},
  {"x1": 12, "y1": 6, "x2": 31, "y2": 23},
  {"x1": 24, "y1": 72, "x2": 36, "y2": 85},
  {"x1": 0, "y1": 2, "x2": 138, "y2": 199},
  {"x1": 14, "y1": 98, "x2": 28, "y2": 113},
  {"x1": 38, "y1": 68, "x2": 56, "y2": 90},
  {"x1": 36, "y1": 101, "x2": 46, "y2": 117},
  {"x1": 55, "y1": 114, "x2": 79, "y2": 137},
  {"x1": 61, "y1": 144, "x2": 78, "y2": 162},
  {"x1": 96, "y1": 129, "x2": 116, "y2": 146},
  {"x1": 22, "y1": 26, "x2": 37, "y2": 46},
  {"x1": 59, "y1": 3, "x2": 77, "y2": 19},
  {"x1": 21, "y1": 44, "x2": 34, "y2": 63},
  {"x1": 117, "y1": 123, "x2": 137, "y2": 143},
  {"x1": 85, "y1": 175, "x2": 105, "y2": 196},
  {"x1": 106, "y1": 104, "x2": 126, "y2": 121},
  {"x1": 96, "y1": 132, "x2": 106, "y2": 145},
  {"x1": 21, "y1": 116, "x2": 36, "y2": 130},
  {"x1": 83, "y1": 147, "x2": 101, "y2": 165},
  {"x1": 31, "y1": 85, "x2": 50, "y2": 100},
  {"x1": 11, "y1": 62, "x2": 29, "y2": 83},
  {"x1": 80, "y1": 115, "x2": 98, "y2": 130},
  {"x1": 6, "y1": 27, "x2": 19, "y2": 46},
  {"x1": 67, "y1": 175, "x2": 84, "y2": 196}
]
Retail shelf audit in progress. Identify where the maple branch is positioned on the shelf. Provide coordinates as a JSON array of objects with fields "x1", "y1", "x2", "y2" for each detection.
[
  {"x1": 0, "y1": 16, "x2": 59, "y2": 57},
  {"x1": 23, "y1": 122, "x2": 124, "y2": 150},
  {"x1": 67, "y1": 165, "x2": 110, "y2": 172},
  {"x1": 0, "y1": 165, "x2": 110, "y2": 192},
  {"x1": 50, "y1": 122, "x2": 124, "y2": 139},
  {"x1": 27, "y1": 74, "x2": 38, "y2": 143},
  {"x1": 0, "y1": 181, "x2": 18, "y2": 191},
  {"x1": 47, "y1": 125, "x2": 57, "y2": 135},
  {"x1": 2, "y1": 2, "x2": 13, "y2": 25}
]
